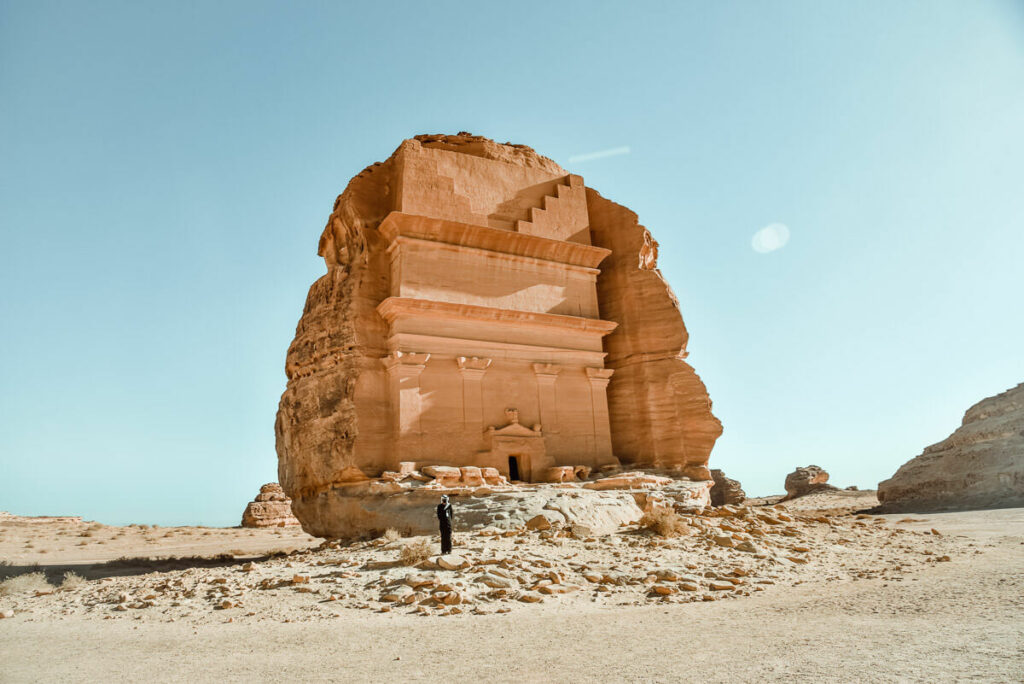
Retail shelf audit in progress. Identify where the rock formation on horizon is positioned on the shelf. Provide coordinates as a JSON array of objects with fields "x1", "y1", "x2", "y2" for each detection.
[
  {"x1": 878, "y1": 383, "x2": 1024, "y2": 512},
  {"x1": 783, "y1": 465, "x2": 837, "y2": 500},
  {"x1": 275, "y1": 133, "x2": 721, "y2": 536},
  {"x1": 241, "y1": 483, "x2": 300, "y2": 528}
]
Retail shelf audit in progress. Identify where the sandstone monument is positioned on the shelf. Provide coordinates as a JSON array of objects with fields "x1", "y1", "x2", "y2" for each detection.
[
  {"x1": 276, "y1": 133, "x2": 721, "y2": 536},
  {"x1": 878, "y1": 382, "x2": 1024, "y2": 512},
  {"x1": 241, "y1": 483, "x2": 300, "y2": 528}
]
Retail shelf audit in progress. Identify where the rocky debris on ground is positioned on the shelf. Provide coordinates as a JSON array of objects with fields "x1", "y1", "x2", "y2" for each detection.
[
  {"x1": 878, "y1": 382, "x2": 1024, "y2": 512},
  {"x1": 783, "y1": 466, "x2": 838, "y2": 500},
  {"x1": 0, "y1": 498, "x2": 966, "y2": 624},
  {"x1": 276, "y1": 474, "x2": 713, "y2": 539},
  {"x1": 241, "y1": 483, "x2": 301, "y2": 528},
  {"x1": 710, "y1": 470, "x2": 745, "y2": 506}
]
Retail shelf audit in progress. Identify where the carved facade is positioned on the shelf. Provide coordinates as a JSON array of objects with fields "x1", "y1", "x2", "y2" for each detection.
[{"x1": 276, "y1": 134, "x2": 722, "y2": 518}]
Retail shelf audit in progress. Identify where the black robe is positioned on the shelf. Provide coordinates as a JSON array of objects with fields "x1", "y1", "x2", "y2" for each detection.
[{"x1": 436, "y1": 502, "x2": 453, "y2": 553}]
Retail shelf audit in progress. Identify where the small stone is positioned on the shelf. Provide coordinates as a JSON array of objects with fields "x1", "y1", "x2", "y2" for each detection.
[
  {"x1": 0, "y1": 609, "x2": 14, "y2": 619},
  {"x1": 652, "y1": 585, "x2": 674, "y2": 595},
  {"x1": 518, "y1": 591, "x2": 543, "y2": 603},
  {"x1": 708, "y1": 581, "x2": 733, "y2": 591},
  {"x1": 525, "y1": 515, "x2": 552, "y2": 531},
  {"x1": 712, "y1": 535, "x2": 734, "y2": 548},
  {"x1": 437, "y1": 555, "x2": 469, "y2": 571}
]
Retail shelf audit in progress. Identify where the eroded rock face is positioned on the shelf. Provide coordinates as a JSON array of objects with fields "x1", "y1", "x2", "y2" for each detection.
[
  {"x1": 710, "y1": 469, "x2": 745, "y2": 506},
  {"x1": 276, "y1": 133, "x2": 720, "y2": 537},
  {"x1": 878, "y1": 383, "x2": 1024, "y2": 512},
  {"x1": 241, "y1": 483, "x2": 300, "y2": 528},
  {"x1": 783, "y1": 466, "x2": 836, "y2": 500}
]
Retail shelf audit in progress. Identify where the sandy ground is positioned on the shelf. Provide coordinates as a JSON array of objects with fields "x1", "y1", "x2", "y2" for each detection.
[{"x1": 1, "y1": 497, "x2": 1022, "y2": 682}]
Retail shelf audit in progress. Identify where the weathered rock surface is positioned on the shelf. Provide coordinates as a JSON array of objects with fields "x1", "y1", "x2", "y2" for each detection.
[
  {"x1": 297, "y1": 485, "x2": 645, "y2": 538},
  {"x1": 783, "y1": 466, "x2": 837, "y2": 500},
  {"x1": 241, "y1": 483, "x2": 300, "y2": 528},
  {"x1": 710, "y1": 469, "x2": 746, "y2": 506},
  {"x1": 275, "y1": 133, "x2": 721, "y2": 537},
  {"x1": 878, "y1": 383, "x2": 1024, "y2": 512}
]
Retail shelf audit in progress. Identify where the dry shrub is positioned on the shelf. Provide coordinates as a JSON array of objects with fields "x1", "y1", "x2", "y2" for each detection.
[
  {"x1": 61, "y1": 571, "x2": 86, "y2": 590},
  {"x1": 0, "y1": 571, "x2": 51, "y2": 596},
  {"x1": 382, "y1": 528, "x2": 401, "y2": 543},
  {"x1": 639, "y1": 508, "x2": 691, "y2": 538},
  {"x1": 398, "y1": 538, "x2": 432, "y2": 566}
]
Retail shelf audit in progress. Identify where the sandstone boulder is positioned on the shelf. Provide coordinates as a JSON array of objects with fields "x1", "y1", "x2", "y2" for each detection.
[
  {"x1": 240, "y1": 483, "x2": 300, "y2": 528},
  {"x1": 878, "y1": 383, "x2": 1024, "y2": 512},
  {"x1": 709, "y1": 469, "x2": 745, "y2": 506},
  {"x1": 783, "y1": 466, "x2": 837, "y2": 500}
]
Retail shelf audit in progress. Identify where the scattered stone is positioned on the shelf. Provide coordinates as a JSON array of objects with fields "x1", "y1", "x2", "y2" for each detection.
[{"x1": 437, "y1": 555, "x2": 469, "y2": 571}]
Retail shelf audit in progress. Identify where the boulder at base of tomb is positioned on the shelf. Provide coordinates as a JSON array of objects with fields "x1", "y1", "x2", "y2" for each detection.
[
  {"x1": 709, "y1": 469, "x2": 745, "y2": 506},
  {"x1": 241, "y1": 483, "x2": 301, "y2": 528}
]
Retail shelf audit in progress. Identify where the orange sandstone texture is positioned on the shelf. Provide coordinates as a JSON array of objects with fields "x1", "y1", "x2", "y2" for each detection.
[
  {"x1": 275, "y1": 134, "x2": 721, "y2": 534},
  {"x1": 241, "y1": 483, "x2": 300, "y2": 528}
]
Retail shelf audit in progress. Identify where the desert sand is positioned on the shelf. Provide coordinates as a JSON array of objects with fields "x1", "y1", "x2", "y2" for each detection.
[{"x1": 1, "y1": 494, "x2": 1022, "y2": 682}]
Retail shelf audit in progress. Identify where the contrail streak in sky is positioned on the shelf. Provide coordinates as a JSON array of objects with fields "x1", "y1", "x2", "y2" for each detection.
[{"x1": 568, "y1": 146, "x2": 631, "y2": 164}]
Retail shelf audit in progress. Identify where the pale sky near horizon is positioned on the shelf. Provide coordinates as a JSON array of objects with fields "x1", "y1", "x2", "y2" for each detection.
[{"x1": 2, "y1": 1, "x2": 1022, "y2": 526}]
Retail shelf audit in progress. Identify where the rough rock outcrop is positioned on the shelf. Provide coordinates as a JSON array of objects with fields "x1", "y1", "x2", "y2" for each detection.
[
  {"x1": 275, "y1": 133, "x2": 720, "y2": 537},
  {"x1": 878, "y1": 383, "x2": 1024, "y2": 512},
  {"x1": 710, "y1": 469, "x2": 745, "y2": 506},
  {"x1": 783, "y1": 466, "x2": 836, "y2": 500},
  {"x1": 241, "y1": 483, "x2": 300, "y2": 528}
]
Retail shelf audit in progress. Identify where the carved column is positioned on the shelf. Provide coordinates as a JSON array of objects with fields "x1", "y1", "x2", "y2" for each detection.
[
  {"x1": 457, "y1": 356, "x2": 491, "y2": 433},
  {"x1": 586, "y1": 367, "x2": 615, "y2": 465},
  {"x1": 532, "y1": 363, "x2": 561, "y2": 434},
  {"x1": 382, "y1": 351, "x2": 430, "y2": 460}
]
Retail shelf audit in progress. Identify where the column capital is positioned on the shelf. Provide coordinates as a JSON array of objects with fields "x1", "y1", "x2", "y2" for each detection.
[
  {"x1": 532, "y1": 363, "x2": 562, "y2": 377},
  {"x1": 585, "y1": 367, "x2": 614, "y2": 384},
  {"x1": 382, "y1": 351, "x2": 430, "y2": 375},
  {"x1": 457, "y1": 356, "x2": 492, "y2": 380}
]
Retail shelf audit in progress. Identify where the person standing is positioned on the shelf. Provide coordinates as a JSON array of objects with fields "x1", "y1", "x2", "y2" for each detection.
[{"x1": 436, "y1": 494, "x2": 453, "y2": 554}]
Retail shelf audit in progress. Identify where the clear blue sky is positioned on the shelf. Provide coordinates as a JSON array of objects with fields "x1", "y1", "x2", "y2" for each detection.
[{"x1": 2, "y1": 1, "x2": 1022, "y2": 526}]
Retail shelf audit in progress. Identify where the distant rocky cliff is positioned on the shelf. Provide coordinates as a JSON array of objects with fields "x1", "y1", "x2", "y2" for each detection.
[{"x1": 878, "y1": 383, "x2": 1024, "y2": 511}]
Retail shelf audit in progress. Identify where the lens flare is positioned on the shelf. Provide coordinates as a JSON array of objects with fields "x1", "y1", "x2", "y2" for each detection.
[{"x1": 751, "y1": 223, "x2": 791, "y2": 253}]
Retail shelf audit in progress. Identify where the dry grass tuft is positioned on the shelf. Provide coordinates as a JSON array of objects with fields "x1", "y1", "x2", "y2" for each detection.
[
  {"x1": 60, "y1": 571, "x2": 86, "y2": 590},
  {"x1": 382, "y1": 528, "x2": 401, "y2": 543},
  {"x1": 398, "y1": 538, "x2": 433, "y2": 566},
  {"x1": 639, "y1": 508, "x2": 691, "y2": 538},
  {"x1": 0, "y1": 571, "x2": 51, "y2": 596}
]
